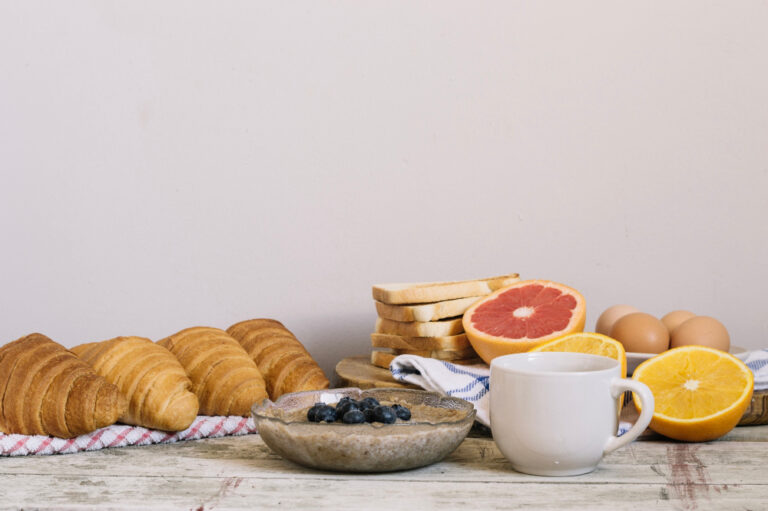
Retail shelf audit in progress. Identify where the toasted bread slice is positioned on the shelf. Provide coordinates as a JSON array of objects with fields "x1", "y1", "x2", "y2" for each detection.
[
  {"x1": 370, "y1": 333, "x2": 471, "y2": 351},
  {"x1": 375, "y1": 296, "x2": 482, "y2": 322},
  {"x1": 372, "y1": 273, "x2": 520, "y2": 305},
  {"x1": 375, "y1": 317, "x2": 464, "y2": 337},
  {"x1": 392, "y1": 347, "x2": 478, "y2": 360}
]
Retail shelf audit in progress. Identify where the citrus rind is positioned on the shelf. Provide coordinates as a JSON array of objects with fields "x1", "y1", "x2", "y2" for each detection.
[
  {"x1": 463, "y1": 280, "x2": 586, "y2": 364},
  {"x1": 530, "y1": 332, "x2": 627, "y2": 378},
  {"x1": 632, "y1": 345, "x2": 754, "y2": 442}
]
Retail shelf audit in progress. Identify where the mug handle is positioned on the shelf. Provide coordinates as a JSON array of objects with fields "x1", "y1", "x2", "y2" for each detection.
[{"x1": 603, "y1": 378, "x2": 654, "y2": 455}]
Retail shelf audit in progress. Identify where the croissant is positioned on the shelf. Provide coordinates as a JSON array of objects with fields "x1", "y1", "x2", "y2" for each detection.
[
  {"x1": 0, "y1": 333, "x2": 126, "y2": 438},
  {"x1": 158, "y1": 327, "x2": 268, "y2": 416},
  {"x1": 227, "y1": 319, "x2": 329, "y2": 399},
  {"x1": 71, "y1": 337, "x2": 199, "y2": 431}
]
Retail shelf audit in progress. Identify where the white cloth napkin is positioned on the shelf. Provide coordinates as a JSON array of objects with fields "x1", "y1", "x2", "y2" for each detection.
[
  {"x1": 390, "y1": 350, "x2": 768, "y2": 430},
  {"x1": 390, "y1": 355, "x2": 492, "y2": 425}
]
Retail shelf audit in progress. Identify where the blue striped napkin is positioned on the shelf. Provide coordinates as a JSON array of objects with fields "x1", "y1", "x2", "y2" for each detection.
[
  {"x1": 390, "y1": 355, "x2": 491, "y2": 425},
  {"x1": 390, "y1": 350, "x2": 768, "y2": 428},
  {"x1": 745, "y1": 349, "x2": 768, "y2": 390}
]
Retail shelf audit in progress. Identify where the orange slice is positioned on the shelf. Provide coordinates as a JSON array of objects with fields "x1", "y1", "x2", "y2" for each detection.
[
  {"x1": 632, "y1": 346, "x2": 754, "y2": 442},
  {"x1": 463, "y1": 280, "x2": 586, "y2": 364},
  {"x1": 529, "y1": 332, "x2": 627, "y2": 378}
]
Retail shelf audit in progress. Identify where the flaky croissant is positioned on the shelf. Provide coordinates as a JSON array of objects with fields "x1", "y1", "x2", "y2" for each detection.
[
  {"x1": 158, "y1": 327, "x2": 268, "y2": 416},
  {"x1": 72, "y1": 337, "x2": 199, "y2": 431},
  {"x1": 0, "y1": 333, "x2": 126, "y2": 438},
  {"x1": 227, "y1": 319, "x2": 329, "y2": 399}
]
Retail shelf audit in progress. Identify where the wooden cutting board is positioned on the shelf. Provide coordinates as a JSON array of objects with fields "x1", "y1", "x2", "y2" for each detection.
[
  {"x1": 335, "y1": 356, "x2": 419, "y2": 390},
  {"x1": 334, "y1": 356, "x2": 768, "y2": 426}
]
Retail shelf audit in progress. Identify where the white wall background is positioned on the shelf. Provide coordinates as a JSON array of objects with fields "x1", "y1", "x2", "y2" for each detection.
[{"x1": 2, "y1": 1, "x2": 767, "y2": 377}]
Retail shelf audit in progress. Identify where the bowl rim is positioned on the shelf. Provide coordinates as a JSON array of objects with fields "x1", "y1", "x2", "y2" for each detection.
[{"x1": 251, "y1": 387, "x2": 477, "y2": 427}]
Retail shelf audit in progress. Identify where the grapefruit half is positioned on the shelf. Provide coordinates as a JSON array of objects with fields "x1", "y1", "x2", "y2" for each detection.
[{"x1": 463, "y1": 280, "x2": 586, "y2": 364}]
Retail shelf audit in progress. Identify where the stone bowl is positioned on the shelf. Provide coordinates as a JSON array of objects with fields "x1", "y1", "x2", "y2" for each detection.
[{"x1": 252, "y1": 387, "x2": 475, "y2": 472}]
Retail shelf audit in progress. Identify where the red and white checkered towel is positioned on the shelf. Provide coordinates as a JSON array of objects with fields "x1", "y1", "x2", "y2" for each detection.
[{"x1": 0, "y1": 415, "x2": 257, "y2": 456}]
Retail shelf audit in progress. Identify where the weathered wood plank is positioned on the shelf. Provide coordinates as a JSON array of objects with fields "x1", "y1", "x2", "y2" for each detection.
[
  {"x1": 3, "y1": 434, "x2": 768, "y2": 485},
  {"x1": 0, "y1": 474, "x2": 765, "y2": 511},
  {"x1": 622, "y1": 404, "x2": 768, "y2": 441},
  {"x1": 692, "y1": 424, "x2": 768, "y2": 442},
  {"x1": 2, "y1": 426, "x2": 767, "y2": 510}
]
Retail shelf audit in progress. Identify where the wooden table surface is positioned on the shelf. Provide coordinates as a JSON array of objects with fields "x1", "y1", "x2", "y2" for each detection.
[{"x1": 2, "y1": 423, "x2": 767, "y2": 511}]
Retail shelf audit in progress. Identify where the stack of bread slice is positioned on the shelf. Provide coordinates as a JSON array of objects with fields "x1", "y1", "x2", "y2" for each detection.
[{"x1": 370, "y1": 273, "x2": 520, "y2": 368}]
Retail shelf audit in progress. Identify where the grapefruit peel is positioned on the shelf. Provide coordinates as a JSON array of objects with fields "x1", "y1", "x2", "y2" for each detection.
[{"x1": 462, "y1": 280, "x2": 586, "y2": 364}]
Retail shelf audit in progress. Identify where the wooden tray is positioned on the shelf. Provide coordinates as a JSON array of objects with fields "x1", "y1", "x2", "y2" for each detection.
[
  {"x1": 741, "y1": 389, "x2": 768, "y2": 426},
  {"x1": 335, "y1": 356, "x2": 419, "y2": 390},
  {"x1": 334, "y1": 356, "x2": 768, "y2": 426}
]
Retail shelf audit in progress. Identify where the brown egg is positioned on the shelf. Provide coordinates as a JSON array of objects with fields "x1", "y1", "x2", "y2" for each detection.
[
  {"x1": 610, "y1": 312, "x2": 669, "y2": 353},
  {"x1": 595, "y1": 305, "x2": 640, "y2": 336},
  {"x1": 661, "y1": 310, "x2": 696, "y2": 335},
  {"x1": 670, "y1": 316, "x2": 730, "y2": 352}
]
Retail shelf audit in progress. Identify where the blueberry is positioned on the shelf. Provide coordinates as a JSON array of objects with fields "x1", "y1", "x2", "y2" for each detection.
[
  {"x1": 363, "y1": 408, "x2": 376, "y2": 423},
  {"x1": 315, "y1": 405, "x2": 336, "y2": 423},
  {"x1": 373, "y1": 405, "x2": 396, "y2": 424},
  {"x1": 391, "y1": 404, "x2": 411, "y2": 421},
  {"x1": 359, "y1": 397, "x2": 380, "y2": 410},
  {"x1": 342, "y1": 409, "x2": 366, "y2": 424},
  {"x1": 307, "y1": 403, "x2": 327, "y2": 422},
  {"x1": 335, "y1": 400, "x2": 359, "y2": 420}
]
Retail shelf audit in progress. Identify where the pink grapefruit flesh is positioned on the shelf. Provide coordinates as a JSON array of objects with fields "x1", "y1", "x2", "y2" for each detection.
[{"x1": 463, "y1": 280, "x2": 586, "y2": 364}]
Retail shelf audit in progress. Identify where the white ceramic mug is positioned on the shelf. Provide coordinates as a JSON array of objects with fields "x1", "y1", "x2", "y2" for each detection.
[{"x1": 490, "y1": 352, "x2": 654, "y2": 476}]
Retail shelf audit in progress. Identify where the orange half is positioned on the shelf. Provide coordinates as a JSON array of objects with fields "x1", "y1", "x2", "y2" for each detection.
[
  {"x1": 632, "y1": 345, "x2": 754, "y2": 442},
  {"x1": 530, "y1": 332, "x2": 626, "y2": 377}
]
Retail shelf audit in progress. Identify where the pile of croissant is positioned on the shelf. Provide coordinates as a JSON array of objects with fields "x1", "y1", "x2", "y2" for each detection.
[{"x1": 0, "y1": 319, "x2": 329, "y2": 438}]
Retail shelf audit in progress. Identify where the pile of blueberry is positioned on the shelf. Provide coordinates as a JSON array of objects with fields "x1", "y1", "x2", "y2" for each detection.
[{"x1": 307, "y1": 396, "x2": 412, "y2": 424}]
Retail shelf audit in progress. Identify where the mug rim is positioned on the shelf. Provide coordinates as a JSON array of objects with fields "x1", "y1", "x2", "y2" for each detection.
[{"x1": 490, "y1": 351, "x2": 619, "y2": 377}]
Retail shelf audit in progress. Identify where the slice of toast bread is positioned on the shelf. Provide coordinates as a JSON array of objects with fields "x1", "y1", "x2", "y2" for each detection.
[
  {"x1": 374, "y1": 317, "x2": 464, "y2": 337},
  {"x1": 372, "y1": 273, "x2": 520, "y2": 305},
  {"x1": 374, "y1": 296, "x2": 481, "y2": 322},
  {"x1": 370, "y1": 333, "x2": 471, "y2": 351}
]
